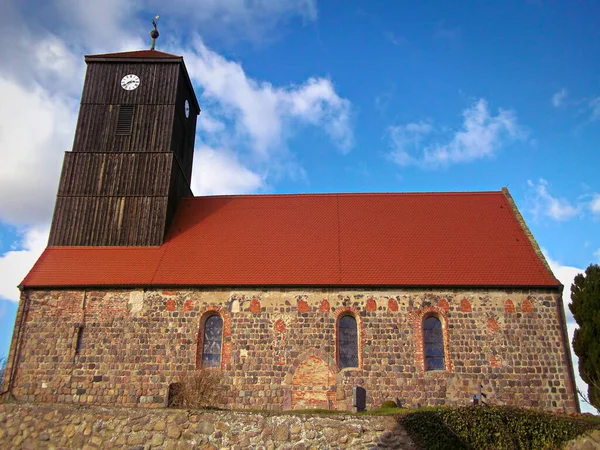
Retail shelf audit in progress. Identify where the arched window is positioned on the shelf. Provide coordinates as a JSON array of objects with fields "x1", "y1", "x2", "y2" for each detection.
[
  {"x1": 200, "y1": 314, "x2": 223, "y2": 368},
  {"x1": 338, "y1": 314, "x2": 359, "y2": 369},
  {"x1": 423, "y1": 316, "x2": 445, "y2": 371}
]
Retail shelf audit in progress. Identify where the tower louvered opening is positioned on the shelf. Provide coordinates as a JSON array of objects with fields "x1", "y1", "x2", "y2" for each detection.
[{"x1": 116, "y1": 105, "x2": 134, "y2": 135}]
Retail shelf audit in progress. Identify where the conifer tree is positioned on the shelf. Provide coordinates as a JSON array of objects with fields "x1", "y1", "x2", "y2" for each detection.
[{"x1": 569, "y1": 264, "x2": 600, "y2": 410}]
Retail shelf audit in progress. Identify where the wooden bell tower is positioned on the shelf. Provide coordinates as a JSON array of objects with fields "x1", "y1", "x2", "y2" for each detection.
[{"x1": 48, "y1": 49, "x2": 200, "y2": 246}]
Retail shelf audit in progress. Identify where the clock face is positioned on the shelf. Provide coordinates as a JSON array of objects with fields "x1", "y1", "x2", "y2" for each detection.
[
  {"x1": 121, "y1": 74, "x2": 140, "y2": 91},
  {"x1": 184, "y1": 99, "x2": 190, "y2": 118}
]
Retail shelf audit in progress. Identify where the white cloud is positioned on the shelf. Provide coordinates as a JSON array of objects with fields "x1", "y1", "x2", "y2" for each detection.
[
  {"x1": 384, "y1": 31, "x2": 406, "y2": 46},
  {"x1": 546, "y1": 90, "x2": 600, "y2": 124},
  {"x1": 545, "y1": 253, "x2": 583, "y2": 326},
  {"x1": 525, "y1": 185, "x2": 600, "y2": 223},
  {"x1": 7, "y1": 0, "x2": 318, "y2": 56},
  {"x1": 552, "y1": 88, "x2": 568, "y2": 107},
  {"x1": 388, "y1": 122, "x2": 433, "y2": 166},
  {"x1": 593, "y1": 248, "x2": 600, "y2": 263},
  {"x1": 374, "y1": 84, "x2": 396, "y2": 114},
  {"x1": 3, "y1": 0, "x2": 317, "y2": 51},
  {"x1": 0, "y1": 8, "x2": 84, "y2": 96},
  {"x1": 181, "y1": 37, "x2": 353, "y2": 157},
  {"x1": 388, "y1": 99, "x2": 523, "y2": 168},
  {"x1": 0, "y1": 0, "x2": 347, "y2": 312},
  {"x1": 0, "y1": 1, "x2": 142, "y2": 77},
  {"x1": 590, "y1": 97, "x2": 600, "y2": 122},
  {"x1": 545, "y1": 87, "x2": 600, "y2": 124},
  {"x1": 433, "y1": 21, "x2": 461, "y2": 41},
  {"x1": 191, "y1": 145, "x2": 265, "y2": 195},
  {"x1": 154, "y1": 0, "x2": 317, "y2": 42},
  {"x1": 526, "y1": 179, "x2": 580, "y2": 221},
  {"x1": 287, "y1": 77, "x2": 354, "y2": 152},
  {"x1": 544, "y1": 252, "x2": 596, "y2": 414},
  {"x1": 425, "y1": 100, "x2": 522, "y2": 164},
  {"x1": 0, "y1": 1, "x2": 349, "y2": 220},
  {"x1": 0, "y1": 1, "x2": 142, "y2": 228},
  {"x1": 0, "y1": 227, "x2": 48, "y2": 302},
  {"x1": 0, "y1": 77, "x2": 77, "y2": 225},
  {"x1": 53, "y1": 0, "x2": 145, "y2": 54},
  {"x1": 181, "y1": 0, "x2": 317, "y2": 21},
  {"x1": 590, "y1": 194, "x2": 600, "y2": 216},
  {"x1": 198, "y1": 110, "x2": 227, "y2": 135}
]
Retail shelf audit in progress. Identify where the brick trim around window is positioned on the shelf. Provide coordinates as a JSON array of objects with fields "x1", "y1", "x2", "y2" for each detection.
[
  {"x1": 411, "y1": 305, "x2": 454, "y2": 373},
  {"x1": 334, "y1": 306, "x2": 365, "y2": 370},
  {"x1": 196, "y1": 306, "x2": 232, "y2": 370}
]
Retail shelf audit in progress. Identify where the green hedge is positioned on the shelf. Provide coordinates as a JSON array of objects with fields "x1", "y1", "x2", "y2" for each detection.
[{"x1": 399, "y1": 405, "x2": 599, "y2": 450}]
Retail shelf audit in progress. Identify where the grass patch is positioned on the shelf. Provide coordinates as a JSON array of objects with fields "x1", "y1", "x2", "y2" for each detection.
[{"x1": 361, "y1": 406, "x2": 408, "y2": 415}]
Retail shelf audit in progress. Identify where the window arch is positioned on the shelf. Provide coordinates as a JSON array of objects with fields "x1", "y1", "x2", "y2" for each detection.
[
  {"x1": 199, "y1": 314, "x2": 223, "y2": 368},
  {"x1": 337, "y1": 314, "x2": 359, "y2": 369},
  {"x1": 423, "y1": 315, "x2": 445, "y2": 371}
]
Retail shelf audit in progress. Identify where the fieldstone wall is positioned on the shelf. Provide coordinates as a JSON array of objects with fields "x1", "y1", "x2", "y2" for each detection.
[
  {"x1": 565, "y1": 429, "x2": 600, "y2": 450},
  {"x1": 0, "y1": 402, "x2": 415, "y2": 449},
  {"x1": 2, "y1": 287, "x2": 577, "y2": 413}
]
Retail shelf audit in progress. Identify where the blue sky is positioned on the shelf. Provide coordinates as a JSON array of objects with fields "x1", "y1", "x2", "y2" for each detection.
[{"x1": 0, "y1": 0, "x2": 598, "y2": 412}]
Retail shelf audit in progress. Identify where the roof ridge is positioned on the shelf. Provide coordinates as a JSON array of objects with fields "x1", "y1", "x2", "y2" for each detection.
[
  {"x1": 85, "y1": 49, "x2": 182, "y2": 60},
  {"x1": 184, "y1": 191, "x2": 505, "y2": 200},
  {"x1": 150, "y1": 243, "x2": 170, "y2": 285},
  {"x1": 501, "y1": 187, "x2": 558, "y2": 283},
  {"x1": 45, "y1": 246, "x2": 162, "y2": 250}
]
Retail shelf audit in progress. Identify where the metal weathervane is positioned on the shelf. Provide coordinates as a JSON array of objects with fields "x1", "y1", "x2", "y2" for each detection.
[{"x1": 150, "y1": 15, "x2": 160, "y2": 50}]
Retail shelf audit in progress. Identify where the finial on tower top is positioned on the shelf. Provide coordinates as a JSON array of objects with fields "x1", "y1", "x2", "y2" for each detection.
[{"x1": 150, "y1": 15, "x2": 160, "y2": 50}]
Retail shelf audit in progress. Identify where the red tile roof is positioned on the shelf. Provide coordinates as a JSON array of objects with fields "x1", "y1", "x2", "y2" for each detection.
[
  {"x1": 22, "y1": 191, "x2": 560, "y2": 288},
  {"x1": 85, "y1": 50, "x2": 182, "y2": 60}
]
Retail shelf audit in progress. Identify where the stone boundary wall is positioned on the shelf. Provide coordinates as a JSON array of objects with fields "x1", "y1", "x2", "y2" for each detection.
[{"x1": 0, "y1": 402, "x2": 416, "y2": 449}]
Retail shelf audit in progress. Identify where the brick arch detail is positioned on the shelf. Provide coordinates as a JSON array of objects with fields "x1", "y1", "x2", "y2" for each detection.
[
  {"x1": 411, "y1": 306, "x2": 454, "y2": 373},
  {"x1": 196, "y1": 306, "x2": 232, "y2": 370},
  {"x1": 249, "y1": 298, "x2": 261, "y2": 314},
  {"x1": 487, "y1": 317, "x2": 499, "y2": 333},
  {"x1": 286, "y1": 349, "x2": 337, "y2": 411},
  {"x1": 438, "y1": 298, "x2": 450, "y2": 312},
  {"x1": 297, "y1": 298, "x2": 309, "y2": 313},
  {"x1": 504, "y1": 299, "x2": 515, "y2": 314},
  {"x1": 366, "y1": 297, "x2": 377, "y2": 311},
  {"x1": 334, "y1": 306, "x2": 365, "y2": 370},
  {"x1": 274, "y1": 319, "x2": 286, "y2": 333},
  {"x1": 284, "y1": 347, "x2": 339, "y2": 385},
  {"x1": 521, "y1": 298, "x2": 534, "y2": 313},
  {"x1": 460, "y1": 298, "x2": 472, "y2": 312},
  {"x1": 319, "y1": 299, "x2": 331, "y2": 312}
]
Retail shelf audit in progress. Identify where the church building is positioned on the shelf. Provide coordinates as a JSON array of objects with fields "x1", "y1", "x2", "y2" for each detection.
[{"x1": 1, "y1": 47, "x2": 579, "y2": 413}]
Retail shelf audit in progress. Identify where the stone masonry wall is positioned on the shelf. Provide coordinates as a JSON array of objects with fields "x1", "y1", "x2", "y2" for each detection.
[
  {"x1": 2, "y1": 287, "x2": 578, "y2": 413},
  {"x1": 0, "y1": 402, "x2": 415, "y2": 449}
]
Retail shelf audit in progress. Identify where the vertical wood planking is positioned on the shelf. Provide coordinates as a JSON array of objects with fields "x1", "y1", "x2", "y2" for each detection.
[
  {"x1": 49, "y1": 196, "x2": 169, "y2": 246},
  {"x1": 81, "y1": 63, "x2": 179, "y2": 105},
  {"x1": 58, "y1": 153, "x2": 172, "y2": 196},
  {"x1": 49, "y1": 57, "x2": 198, "y2": 247},
  {"x1": 51, "y1": 153, "x2": 175, "y2": 246},
  {"x1": 73, "y1": 104, "x2": 175, "y2": 153}
]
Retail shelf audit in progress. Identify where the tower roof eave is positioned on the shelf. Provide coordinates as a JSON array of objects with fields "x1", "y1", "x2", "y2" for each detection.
[
  {"x1": 85, "y1": 49, "x2": 182, "y2": 61},
  {"x1": 84, "y1": 50, "x2": 200, "y2": 114}
]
